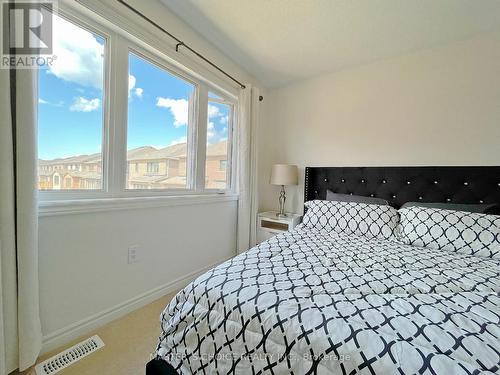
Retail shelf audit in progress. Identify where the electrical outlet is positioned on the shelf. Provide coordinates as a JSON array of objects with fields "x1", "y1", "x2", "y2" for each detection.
[{"x1": 128, "y1": 245, "x2": 141, "y2": 264}]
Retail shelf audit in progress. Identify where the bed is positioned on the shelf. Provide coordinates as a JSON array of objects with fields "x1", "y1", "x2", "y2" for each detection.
[{"x1": 147, "y1": 166, "x2": 500, "y2": 374}]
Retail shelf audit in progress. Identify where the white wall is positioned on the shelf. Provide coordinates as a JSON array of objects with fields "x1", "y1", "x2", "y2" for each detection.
[
  {"x1": 38, "y1": 0, "x2": 259, "y2": 353},
  {"x1": 39, "y1": 200, "x2": 237, "y2": 352},
  {"x1": 259, "y1": 33, "x2": 500, "y2": 214}
]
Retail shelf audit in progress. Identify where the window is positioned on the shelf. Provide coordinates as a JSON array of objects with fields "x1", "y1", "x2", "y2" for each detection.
[
  {"x1": 219, "y1": 160, "x2": 227, "y2": 172},
  {"x1": 126, "y1": 52, "x2": 194, "y2": 190},
  {"x1": 205, "y1": 93, "x2": 232, "y2": 189},
  {"x1": 37, "y1": 5, "x2": 236, "y2": 201},
  {"x1": 146, "y1": 162, "x2": 160, "y2": 174},
  {"x1": 37, "y1": 13, "x2": 106, "y2": 191}
]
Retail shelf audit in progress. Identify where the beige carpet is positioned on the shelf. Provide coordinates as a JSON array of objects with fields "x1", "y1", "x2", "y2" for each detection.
[{"x1": 15, "y1": 291, "x2": 177, "y2": 375}]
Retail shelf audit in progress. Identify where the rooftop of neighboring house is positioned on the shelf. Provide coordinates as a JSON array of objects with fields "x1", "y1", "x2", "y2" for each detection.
[
  {"x1": 38, "y1": 152, "x2": 101, "y2": 166},
  {"x1": 38, "y1": 170, "x2": 101, "y2": 180},
  {"x1": 38, "y1": 140, "x2": 228, "y2": 166},
  {"x1": 64, "y1": 171, "x2": 102, "y2": 180},
  {"x1": 127, "y1": 142, "x2": 187, "y2": 162},
  {"x1": 205, "y1": 140, "x2": 228, "y2": 158}
]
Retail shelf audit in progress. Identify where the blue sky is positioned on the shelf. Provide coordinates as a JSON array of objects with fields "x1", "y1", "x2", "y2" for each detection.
[{"x1": 38, "y1": 15, "x2": 229, "y2": 160}]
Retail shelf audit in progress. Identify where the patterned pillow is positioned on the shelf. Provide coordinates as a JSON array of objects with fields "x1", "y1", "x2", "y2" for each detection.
[
  {"x1": 303, "y1": 200, "x2": 399, "y2": 240},
  {"x1": 398, "y1": 206, "x2": 500, "y2": 259}
]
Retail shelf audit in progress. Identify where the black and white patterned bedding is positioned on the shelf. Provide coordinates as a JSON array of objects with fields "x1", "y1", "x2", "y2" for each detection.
[
  {"x1": 398, "y1": 206, "x2": 500, "y2": 259},
  {"x1": 155, "y1": 226, "x2": 500, "y2": 374}
]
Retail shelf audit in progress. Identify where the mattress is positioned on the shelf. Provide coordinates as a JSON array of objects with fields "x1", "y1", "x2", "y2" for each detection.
[{"x1": 154, "y1": 225, "x2": 500, "y2": 374}]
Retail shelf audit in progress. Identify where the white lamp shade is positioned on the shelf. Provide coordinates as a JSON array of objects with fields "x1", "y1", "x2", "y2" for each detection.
[{"x1": 270, "y1": 164, "x2": 298, "y2": 186}]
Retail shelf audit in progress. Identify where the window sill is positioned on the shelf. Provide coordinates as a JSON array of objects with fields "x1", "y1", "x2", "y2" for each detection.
[{"x1": 38, "y1": 193, "x2": 239, "y2": 217}]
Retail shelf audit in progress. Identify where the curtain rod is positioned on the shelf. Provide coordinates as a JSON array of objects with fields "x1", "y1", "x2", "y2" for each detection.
[{"x1": 116, "y1": 0, "x2": 246, "y2": 89}]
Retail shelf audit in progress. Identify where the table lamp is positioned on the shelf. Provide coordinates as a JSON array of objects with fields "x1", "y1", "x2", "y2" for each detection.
[{"x1": 270, "y1": 164, "x2": 298, "y2": 218}]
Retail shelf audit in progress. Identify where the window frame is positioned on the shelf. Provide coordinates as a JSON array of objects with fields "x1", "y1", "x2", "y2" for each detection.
[
  {"x1": 204, "y1": 94, "x2": 235, "y2": 192},
  {"x1": 38, "y1": 3, "x2": 238, "y2": 203},
  {"x1": 124, "y1": 45, "x2": 198, "y2": 193},
  {"x1": 38, "y1": 7, "x2": 112, "y2": 201}
]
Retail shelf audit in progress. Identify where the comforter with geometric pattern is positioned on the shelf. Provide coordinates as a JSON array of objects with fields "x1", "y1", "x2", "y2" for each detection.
[{"x1": 155, "y1": 226, "x2": 500, "y2": 374}]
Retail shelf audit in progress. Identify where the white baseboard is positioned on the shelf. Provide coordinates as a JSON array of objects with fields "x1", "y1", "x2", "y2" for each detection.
[{"x1": 41, "y1": 256, "x2": 232, "y2": 355}]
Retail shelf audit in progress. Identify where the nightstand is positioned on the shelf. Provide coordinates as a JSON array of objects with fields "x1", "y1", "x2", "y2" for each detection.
[{"x1": 257, "y1": 211, "x2": 302, "y2": 243}]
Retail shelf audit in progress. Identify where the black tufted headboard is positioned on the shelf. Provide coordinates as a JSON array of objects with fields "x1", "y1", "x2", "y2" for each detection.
[{"x1": 304, "y1": 166, "x2": 500, "y2": 213}]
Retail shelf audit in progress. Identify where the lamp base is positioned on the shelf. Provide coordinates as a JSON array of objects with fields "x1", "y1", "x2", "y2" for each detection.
[
  {"x1": 277, "y1": 185, "x2": 287, "y2": 218},
  {"x1": 276, "y1": 212, "x2": 288, "y2": 218}
]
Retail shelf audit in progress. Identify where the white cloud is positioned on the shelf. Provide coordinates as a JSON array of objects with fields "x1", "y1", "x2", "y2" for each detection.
[
  {"x1": 128, "y1": 75, "x2": 136, "y2": 92},
  {"x1": 208, "y1": 104, "x2": 220, "y2": 119},
  {"x1": 156, "y1": 97, "x2": 189, "y2": 127},
  {"x1": 70, "y1": 97, "x2": 100, "y2": 112},
  {"x1": 48, "y1": 15, "x2": 104, "y2": 89},
  {"x1": 207, "y1": 122, "x2": 217, "y2": 142},
  {"x1": 128, "y1": 75, "x2": 143, "y2": 99},
  {"x1": 134, "y1": 87, "x2": 143, "y2": 98},
  {"x1": 220, "y1": 115, "x2": 228, "y2": 124},
  {"x1": 39, "y1": 98, "x2": 64, "y2": 107},
  {"x1": 168, "y1": 136, "x2": 187, "y2": 146},
  {"x1": 206, "y1": 122, "x2": 229, "y2": 145}
]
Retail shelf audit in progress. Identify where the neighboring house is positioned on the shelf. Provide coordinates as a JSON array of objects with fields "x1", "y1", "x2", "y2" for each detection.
[
  {"x1": 127, "y1": 143, "x2": 187, "y2": 189},
  {"x1": 38, "y1": 140, "x2": 228, "y2": 190},
  {"x1": 38, "y1": 153, "x2": 102, "y2": 190},
  {"x1": 204, "y1": 141, "x2": 230, "y2": 189}
]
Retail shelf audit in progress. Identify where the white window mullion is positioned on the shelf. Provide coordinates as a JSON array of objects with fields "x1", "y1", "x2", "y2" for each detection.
[
  {"x1": 195, "y1": 85, "x2": 208, "y2": 191},
  {"x1": 228, "y1": 103, "x2": 236, "y2": 193},
  {"x1": 100, "y1": 30, "x2": 113, "y2": 196},
  {"x1": 108, "y1": 35, "x2": 129, "y2": 196}
]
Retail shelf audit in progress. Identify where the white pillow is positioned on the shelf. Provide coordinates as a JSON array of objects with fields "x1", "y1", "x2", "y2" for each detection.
[
  {"x1": 303, "y1": 200, "x2": 399, "y2": 240},
  {"x1": 398, "y1": 206, "x2": 500, "y2": 259}
]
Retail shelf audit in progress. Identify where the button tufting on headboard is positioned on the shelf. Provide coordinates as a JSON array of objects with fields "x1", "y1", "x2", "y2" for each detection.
[{"x1": 304, "y1": 166, "x2": 500, "y2": 214}]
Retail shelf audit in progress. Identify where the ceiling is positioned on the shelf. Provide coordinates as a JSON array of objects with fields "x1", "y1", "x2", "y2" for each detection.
[{"x1": 161, "y1": 0, "x2": 500, "y2": 88}]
